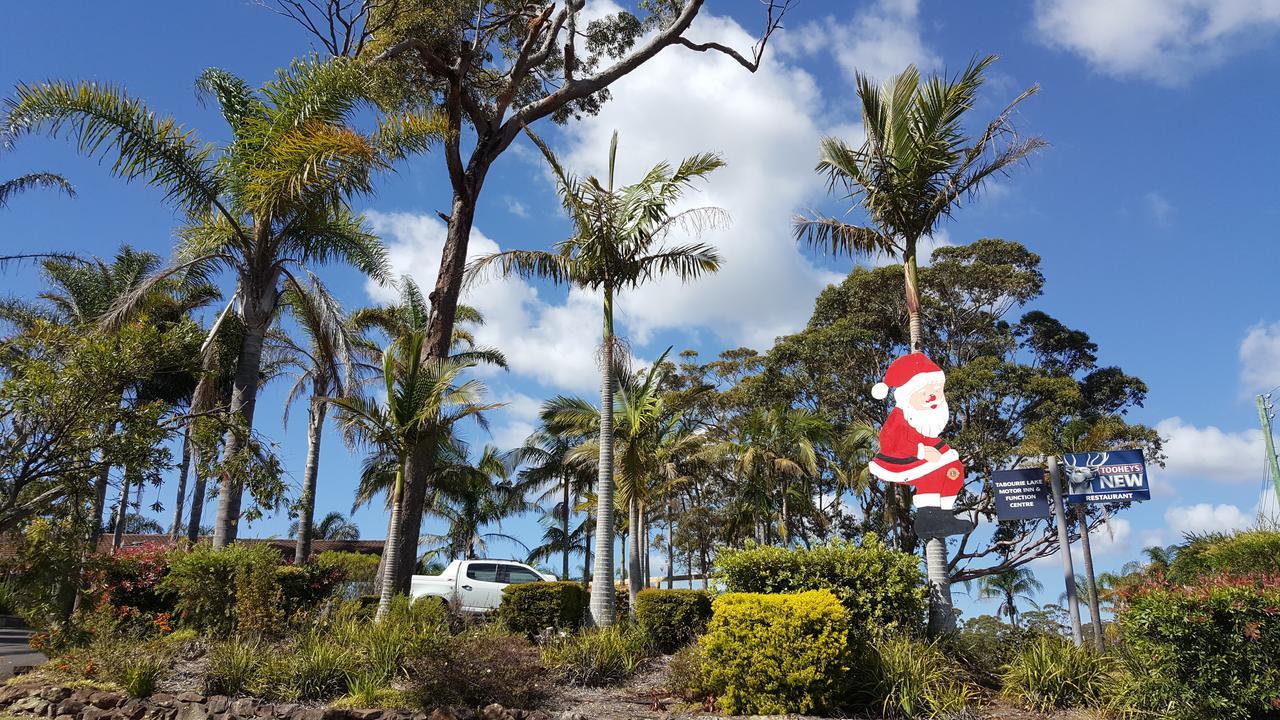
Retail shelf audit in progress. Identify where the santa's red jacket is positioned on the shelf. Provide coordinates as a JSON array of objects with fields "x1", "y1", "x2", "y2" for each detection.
[{"x1": 869, "y1": 408, "x2": 962, "y2": 488}]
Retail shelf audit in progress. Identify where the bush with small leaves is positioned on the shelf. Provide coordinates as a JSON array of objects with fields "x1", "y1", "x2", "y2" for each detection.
[
  {"x1": 634, "y1": 589, "x2": 712, "y2": 652},
  {"x1": 498, "y1": 581, "x2": 587, "y2": 637},
  {"x1": 716, "y1": 537, "x2": 925, "y2": 641},
  {"x1": 699, "y1": 590, "x2": 850, "y2": 716}
]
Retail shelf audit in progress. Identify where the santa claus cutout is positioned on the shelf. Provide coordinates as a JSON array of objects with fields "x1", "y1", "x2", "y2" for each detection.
[{"x1": 868, "y1": 353, "x2": 975, "y2": 539}]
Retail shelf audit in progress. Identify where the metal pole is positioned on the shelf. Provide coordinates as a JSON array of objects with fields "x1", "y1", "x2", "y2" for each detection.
[
  {"x1": 1255, "y1": 395, "x2": 1280, "y2": 502},
  {"x1": 1049, "y1": 456, "x2": 1083, "y2": 646}
]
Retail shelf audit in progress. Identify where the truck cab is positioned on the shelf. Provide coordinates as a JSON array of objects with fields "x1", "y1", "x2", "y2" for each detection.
[{"x1": 409, "y1": 559, "x2": 555, "y2": 612}]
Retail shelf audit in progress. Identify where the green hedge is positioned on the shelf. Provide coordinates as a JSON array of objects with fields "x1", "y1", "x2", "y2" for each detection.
[
  {"x1": 635, "y1": 589, "x2": 712, "y2": 652},
  {"x1": 716, "y1": 537, "x2": 925, "y2": 640},
  {"x1": 499, "y1": 581, "x2": 588, "y2": 637},
  {"x1": 1116, "y1": 578, "x2": 1280, "y2": 719},
  {"x1": 699, "y1": 590, "x2": 850, "y2": 715},
  {"x1": 1168, "y1": 529, "x2": 1280, "y2": 582}
]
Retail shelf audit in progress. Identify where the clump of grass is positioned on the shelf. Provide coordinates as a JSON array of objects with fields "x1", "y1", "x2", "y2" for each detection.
[
  {"x1": 1000, "y1": 636, "x2": 1112, "y2": 712},
  {"x1": 541, "y1": 625, "x2": 651, "y2": 687},
  {"x1": 113, "y1": 656, "x2": 165, "y2": 698},
  {"x1": 203, "y1": 638, "x2": 260, "y2": 696},
  {"x1": 259, "y1": 634, "x2": 354, "y2": 701},
  {"x1": 863, "y1": 635, "x2": 981, "y2": 719}
]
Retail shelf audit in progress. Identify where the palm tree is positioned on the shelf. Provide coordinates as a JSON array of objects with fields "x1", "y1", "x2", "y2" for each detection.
[
  {"x1": 3, "y1": 58, "x2": 443, "y2": 547},
  {"x1": 289, "y1": 510, "x2": 359, "y2": 541},
  {"x1": 267, "y1": 273, "x2": 364, "y2": 562},
  {"x1": 977, "y1": 567, "x2": 1043, "y2": 627},
  {"x1": 468, "y1": 131, "x2": 726, "y2": 626},
  {"x1": 424, "y1": 444, "x2": 528, "y2": 561},
  {"x1": 516, "y1": 427, "x2": 596, "y2": 580},
  {"x1": 326, "y1": 329, "x2": 497, "y2": 620},
  {"x1": 349, "y1": 277, "x2": 505, "y2": 593},
  {"x1": 704, "y1": 406, "x2": 830, "y2": 545},
  {"x1": 794, "y1": 55, "x2": 1044, "y2": 634},
  {"x1": 0, "y1": 172, "x2": 73, "y2": 209}
]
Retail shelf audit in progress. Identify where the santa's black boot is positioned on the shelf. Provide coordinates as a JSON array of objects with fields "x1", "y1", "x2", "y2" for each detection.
[{"x1": 914, "y1": 507, "x2": 975, "y2": 539}]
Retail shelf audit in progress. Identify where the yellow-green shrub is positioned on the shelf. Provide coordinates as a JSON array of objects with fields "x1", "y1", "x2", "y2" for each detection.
[
  {"x1": 699, "y1": 590, "x2": 850, "y2": 716},
  {"x1": 635, "y1": 588, "x2": 712, "y2": 652},
  {"x1": 716, "y1": 537, "x2": 925, "y2": 640}
]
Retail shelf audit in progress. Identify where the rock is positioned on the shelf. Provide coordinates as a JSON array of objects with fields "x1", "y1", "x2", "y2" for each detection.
[
  {"x1": 40, "y1": 688, "x2": 71, "y2": 703},
  {"x1": 347, "y1": 710, "x2": 383, "y2": 720},
  {"x1": 0, "y1": 685, "x2": 31, "y2": 705},
  {"x1": 205, "y1": 697, "x2": 229, "y2": 715},
  {"x1": 56, "y1": 699, "x2": 86, "y2": 716},
  {"x1": 555, "y1": 714, "x2": 587, "y2": 720},
  {"x1": 150, "y1": 694, "x2": 176, "y2": 707},
  {"x1": 426, "y1": 710, "x2": 456, "y2": 720},
  {"x1": 269, "y1": 704, "x2": 297, "y2": 718},
  {"x1": 524, "y1": 713, "x2": 550, "y2": 720},
  {"x1": 176, "y1": 693, "x2": 205, "y2": 705},
  {"x1": 175, "y1": 702, "x2": 210, "y2": 720},
  {"x1": 231, "y1": 699, "x2": 258, "y2": 718},
  {"x1": 89, "y1": 692, "x2": 123, "y2": 710},
  {"x1": 253, "y1": 705, "x2": 275, "y2": 718},
  {"x1": 118, "y1": 699, "x2": 147, "y2": 720},
  {"x1": 480, "y1": 705, "x2": 510, "y2": 720},
  {"x1": 55, "y1": 714, "x2": 76, "y2": 720},
  {"x1": 10, "y1": 696, "x2": 51, "y2": 715},
  {"x1": 291, "y1": 709, "x2": 324, "y2": 720}
]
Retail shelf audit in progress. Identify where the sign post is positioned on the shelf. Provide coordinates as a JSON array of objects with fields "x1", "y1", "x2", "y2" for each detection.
[{"x1": 1048, "y1": 456, "x2": 1083, "y2": 647}]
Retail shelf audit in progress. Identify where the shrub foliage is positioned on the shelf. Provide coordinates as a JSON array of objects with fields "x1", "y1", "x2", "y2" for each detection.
[
  {"x1": 1000, "y1": 636, "x2": 1111, "y2": 712},
  {"x1": 498, "y1": 581, "x2": 587, "y2": 637},
  {"x1": 699, "y1": 590, "x2": 850, "y2": 716},
  {"x1": 634, "y1": 588, "x2": 712, "y2": 652},
  {"x1": 716, "y1": 537, "x2": 925, "y2": 640}
]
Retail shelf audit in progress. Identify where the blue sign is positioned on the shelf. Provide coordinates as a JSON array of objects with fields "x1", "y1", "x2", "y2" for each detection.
[
  {"x1": 1063, "y1": 449, "x2": 1150, "y2": 504},
  {"x1": 992, "y1": 468, "x2": 1052, "y2": 520}
]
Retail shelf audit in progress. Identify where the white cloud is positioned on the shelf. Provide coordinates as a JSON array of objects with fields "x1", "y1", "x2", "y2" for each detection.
[
  {"x1": 1144, "y1": 191, "x2": 1173, "y2": 225},
  {"x1": 1239, "y1": 321, "x2": 1280, "y2": 395},
  {"x1": 1155, "y1": 417, "x2": 1264, "y2": 484},
  {"x1": 1165, "y1": 502, "x2": 1254, "y2": 535},
  {"x1": 491, "y1": 392, "x2": 544, "y2": 450},
  {"x1": 782, "y1": 0, "x2": 936, "y2": 83},
  {"x1": 364, "y1": 211, "x2": 602, "y2": 393},
  {"x1": 504, "y1": 196, "x2": 529, "y2": 218},
  {"x1": 1033, "y1": 0, "x2": 1280, "y2": 84},
  {"x1": 556, "y1": 11, "x2": 844, "y2": 350}
]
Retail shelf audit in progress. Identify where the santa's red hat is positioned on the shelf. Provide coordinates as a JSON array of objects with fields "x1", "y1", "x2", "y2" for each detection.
[{"x1": 872, "y1": 352, "x2": 945, "y2": 401}]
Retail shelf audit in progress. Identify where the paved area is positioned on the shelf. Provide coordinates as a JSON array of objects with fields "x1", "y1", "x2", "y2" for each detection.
[{"x1": 0, "y1": 624, "x2": 45, "y2": 680}]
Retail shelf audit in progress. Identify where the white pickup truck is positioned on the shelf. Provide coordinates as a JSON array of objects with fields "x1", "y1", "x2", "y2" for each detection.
[{"x1": 409, "y1": 559, "x2": 556, "y2": 611}]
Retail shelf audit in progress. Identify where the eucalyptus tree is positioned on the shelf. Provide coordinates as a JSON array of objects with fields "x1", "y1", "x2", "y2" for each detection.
[
  {"x1": 275, "y1": 0, "x2": 790, "y2": 387},
  {"x1": 2, "y1": 58, "x2": 443, "y2": 546},
  {"x1": 793, "y1": 56, "x2": 1045, "y2": 633},
  {"x1": 326, "y1": 329, "x2": 497, "y2": 620},
  {"x1": 976, "y1": 567, "x2": 1043, "y2": 628},
  {"x1": 469, "y1": 133, "x2": 724, "y2": 626},
  {"x1": 267, "y1": 274, "x2": 365, "y2": 562},
  {"x1": 350, "y1": 276, "x2": 504, "y2": 591}
]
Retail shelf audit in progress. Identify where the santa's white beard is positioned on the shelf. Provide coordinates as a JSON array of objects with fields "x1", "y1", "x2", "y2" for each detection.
[{"x1": 901, "y1": 400, "x2": 949, "y2": 438}]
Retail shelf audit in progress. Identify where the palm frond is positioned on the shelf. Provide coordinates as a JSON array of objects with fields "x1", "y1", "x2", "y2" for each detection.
[{"x1": 0, "y1": 172, "x2": 75, "y2": 208}]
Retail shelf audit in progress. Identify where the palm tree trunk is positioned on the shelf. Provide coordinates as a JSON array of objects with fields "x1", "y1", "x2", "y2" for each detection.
[
  {"x1": 904, "y1": 240, "x2": 922, "y2": 353},
  {"x1": 589, "y1": 288, "x2": 618, "y2": 626},
  {"x1": 89, "y1": 418, "x2": 117, "y2": 548},
  {"x1": 628, "y1": 497, "x2": 641, "y2": 611},
  {"x1": 373, "y1": 511, "x2": 393, "y2": 595},
  {"x1": 562, "y1": 478, "x2": 570, "y2": 579},
  {"x1": 376, "y1": 466, "x2": 405, "y2": 622},
  {"x1": 168, "y1": 422, "x2": 192, "y2": 542},
  {"x1": 1077, "y1": 506, "x2": 1104, "y2": 650},
  {"x1": 395, "y1": 439, "x2": 433, "y2": 593},
  {"x1": 582, "y1": 508, "x2": 592, "y2": 587},
  {"x1": 667, "y1": 498, "x2": 674, "y2": 590},
  {"x1": 112, "y1": 467, "x2": 136, "y2": 551},
  {"x1": 213, "y1": 282, "x2": 276, "y2": 548},
  {"x1": 294, "y1": 398, "x2": 327, "y2": 564},
  {"x1": 186, "y1": 437, "x2": 208, "y2": 544}
]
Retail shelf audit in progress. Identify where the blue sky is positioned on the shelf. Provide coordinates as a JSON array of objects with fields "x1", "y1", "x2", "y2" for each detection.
[{"x1": 4, "y1": 0, "x2": 1280, "y2": 619}]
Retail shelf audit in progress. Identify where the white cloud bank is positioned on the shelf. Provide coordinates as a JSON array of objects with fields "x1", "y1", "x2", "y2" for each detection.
[
  {"x1": 1033, "y1": 0, "x2": 1280, "y2": 84},
  {"x1": 780, "y1": 0, "x2": 937, "y2": 84},
  {"x1": 1155, "y1": 417, "x2": 1264, "y2": 485},
  {"x1": 1239, "y1": 321, "x2": 1280, "y2": 395}
]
